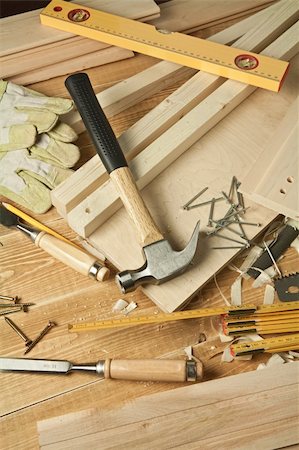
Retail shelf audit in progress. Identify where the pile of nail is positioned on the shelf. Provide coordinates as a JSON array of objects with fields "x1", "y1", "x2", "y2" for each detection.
[{"x1": 183, "y1": 176, "x2": 261, "y2": 250}]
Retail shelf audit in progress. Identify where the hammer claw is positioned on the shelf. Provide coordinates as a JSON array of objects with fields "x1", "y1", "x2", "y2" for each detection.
[{"x1": 116, "y1": 221, "x2": 201, "y2": 293}]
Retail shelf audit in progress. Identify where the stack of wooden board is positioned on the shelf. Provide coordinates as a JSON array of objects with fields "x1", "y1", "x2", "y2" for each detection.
[
  {"x1": 37, "y1": 363, "x2": 299, "y2": 449},
  {"x1": 51, "y1": 1, "x2": 299, "y2": 313},
  {"x1": 149, "y1": 0, "x2": 277, "y2": 33},
  {"x1": 0, "y1": 0, "x2": 160, "y2": 85},
  {"x1": 0, "y1": 0, "x2": 278, "y2": 85}
]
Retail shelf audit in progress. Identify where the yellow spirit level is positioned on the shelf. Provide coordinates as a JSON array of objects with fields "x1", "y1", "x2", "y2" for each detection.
[{"x1": 40, "y1": 0, "x2": 289, "y2": 92}]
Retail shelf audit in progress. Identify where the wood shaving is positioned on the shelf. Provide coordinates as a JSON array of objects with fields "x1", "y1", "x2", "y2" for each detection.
[
  {"x1": 122, "y1": 301, "x2": 137, "y2": 315},
  {"x1": 112, "y1": 299, "x2": 128, "y2": 312},
  {"x1": 263, "y1": 284, "x2": 275, "y2": 304}
]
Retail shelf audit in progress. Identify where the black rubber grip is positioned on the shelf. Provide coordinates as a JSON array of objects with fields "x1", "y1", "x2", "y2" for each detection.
[
  {"x1": 65, "y1": 73, "x2": 127, "y2": 174},
  {"x1": 247, "y1": 224, "x2": 299, "y2": 278}
]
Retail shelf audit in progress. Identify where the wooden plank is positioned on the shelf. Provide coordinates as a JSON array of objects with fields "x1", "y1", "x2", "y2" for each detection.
[
  {"x1": 64, "y1": 10, "x2": 299, "y2": 238},
  {"x1": 61, "y1": 1, "x2": 280, "y2": 134},
  {"x1": 52, "y1": 2, "x2": 282, "y2": 215},
  {"x1": 86, "y1": 47, "x2": 299, "y2": 313},
  {"x1": 149, "y1": 0, "x2": 277, "y2": 33},
  {"x1": 8, "y1": 47, "x2": 134, "y2": 86},
  {"x1": 1, "y1": 37, "x2": 111, "y2": 79},
  {"x1": 240, "y1": 99, "x2": 299, "y2": 220},
  {"x1": 0, "y1": 0, "x2": 160, "y2": 57},
  {"x1": 37, "y1": 363, "x2": 299, "y2": 449}
]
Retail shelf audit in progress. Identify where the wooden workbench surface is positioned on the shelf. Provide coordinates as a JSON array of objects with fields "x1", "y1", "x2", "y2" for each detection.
[{"x1": 0, "y1": 14, "x2": 298, "y2": 450}]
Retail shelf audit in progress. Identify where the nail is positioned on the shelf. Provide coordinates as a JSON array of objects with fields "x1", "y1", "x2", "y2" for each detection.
[
  {"x1": 210, "y1": 234, "x2": 250, "y2": 246},
  {"x1": 207, "y1": 198, "x2": 216, "y2": 227},
  {"x1": 237, "y1": 221, "x2": 261, "y2": 227},
  {"x1": 186, "y1": 196, "x2": 224, "y2": 210},
  {"x1": 182, "y1": 187, "x2": 209, "y2": 209},
  {"x1": 212, "y1": 246, "x2": 246, "y2": 250},
  {"x1": 0, "y1": 295, "x2": 18, "y2": 303},
  {"x1": 24, "y1": 321, "x2": 56, "y2": 355},
  {"x1": 5, "y1": 317, "x2": 32, "y2": 346}
]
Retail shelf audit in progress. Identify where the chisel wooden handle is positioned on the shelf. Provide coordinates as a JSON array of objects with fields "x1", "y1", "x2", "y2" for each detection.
[
  {"x1": 65, "y1": 73, "x2": 163, "y2": 246},
  {"x1": 102, "y1": 359, "x2": 203, "y2": 382},
  {"x1": 35, "y1": 232, "x2": 110, "y2": 281}
]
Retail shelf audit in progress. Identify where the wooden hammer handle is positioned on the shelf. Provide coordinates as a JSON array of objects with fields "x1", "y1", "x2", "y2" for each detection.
[
  {"x1": 104, "y1": 359, "x2": 204, "y2": 382},
  {"x1": 65, "y1": 73, "x2": 163, "y2": 246}
]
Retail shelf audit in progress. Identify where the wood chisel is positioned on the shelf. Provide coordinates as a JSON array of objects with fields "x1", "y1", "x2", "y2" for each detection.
[
  {"x1": 0, "y1": 204, "x2": 109, "y2": 281},
  {"x1": 40, "y1": 0, "x2": 290, "y2": 92},
  {"x1": 0, "y1": 357, "x2": 203, "y2": 382}
]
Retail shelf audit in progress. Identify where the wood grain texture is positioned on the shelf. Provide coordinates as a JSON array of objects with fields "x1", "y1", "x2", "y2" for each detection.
[
  {"x1": 8, "y1": 47, "x2": 134, "y2": 86},
  {"x1": 52, "y1": 1, "x2": 284, "y2": 216},
  {"x1": 0, "y1": 0, "x2": 160, "y2": 57},
  {"x1": 1, "y1": 6, "x2": 298, "y2": 450},
  {"x1": 62, "y1": 4, "x2": 299, "y2": 240},
  {"x1": 87, "y1": 47, "x2": 299, "y2": 312},
  {"x1": 37, "y1": 363, "x2": 299, "y2": 449},
  {"x1": 149, "y1": 0, "x2": 277, "y2": 33},
  {"x1": 240, "y1": 98, "x2": 299, "y2": 220},
  {"x1": 110, "y1": 167, "x2": 164, "y2": 246}
]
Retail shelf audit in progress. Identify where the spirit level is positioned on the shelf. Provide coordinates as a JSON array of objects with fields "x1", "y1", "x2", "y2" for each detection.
[
  {"x1": 68, "y1": 302, "x2": 299, "y2": 332},
  {"x1": 40, "y1": 0, "x2": 289, "y2": 92},
  {"x1": 230, "y1": 333, "x2": 299, "y2": 356}
]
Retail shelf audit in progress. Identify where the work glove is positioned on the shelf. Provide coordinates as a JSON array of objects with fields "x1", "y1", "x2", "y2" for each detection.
[
  {"x1": 0, "y1": 79, "x2": 76, "y2": 151},
  {"x1": 0, "y1": 80, "x2": 80, "y2": 213}
]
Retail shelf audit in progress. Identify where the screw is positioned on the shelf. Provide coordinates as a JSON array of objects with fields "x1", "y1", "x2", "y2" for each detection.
[
  {"x1": 24, "y1": 321, "x2": 56, "y2": 355},
  {"x1": 0, "y1": 303, "x2": 34, "y2": 308},
  {"x1": 0, "y1": 308, "x2": 23, "y2": 316},
  {"x1": 4, "y1": 317, "x2": 32, "y2": 346}
]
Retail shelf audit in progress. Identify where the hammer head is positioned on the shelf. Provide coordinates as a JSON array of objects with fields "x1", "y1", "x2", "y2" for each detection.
[{"x1": 116, "y1": 221, "x2": 200, "y2": 293}]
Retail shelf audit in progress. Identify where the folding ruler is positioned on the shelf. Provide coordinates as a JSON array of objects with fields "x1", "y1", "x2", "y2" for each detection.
[
  {"x1": 40, "y1": 0, "x2": 289, "y2": 92},
  {"x1": 68, "y1": 302, "x2": 299, "y2": 332},
  {"x1": 230, "y1": 333, "x2": 299, "y2": 355}
]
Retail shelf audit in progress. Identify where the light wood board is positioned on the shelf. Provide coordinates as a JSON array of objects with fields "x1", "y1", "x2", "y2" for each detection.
[
  {"x1": 52, "y1": 1, "x2": 287, "y2": 215},
  {"x1": 240, "y1": 98, "x2": 299, "y2": 220},
  {"x1": 0, "y1": 0, "x2": 160, "y2": 57},
  {"x1": 149, "y1": 0, "x2": 277, "y2": 33},
  {"x1": 59, "y1": 4, "x2": 299, "y2": 238},
  {"x1": 37, "y1": 362, "x2": 299, "y2": 449},
  {"x1": 8, "y1": 47, "x2": 134, "y2": 86},
  {"x1": 87, "y1": 50, "x2": 298, "y2": 312}
]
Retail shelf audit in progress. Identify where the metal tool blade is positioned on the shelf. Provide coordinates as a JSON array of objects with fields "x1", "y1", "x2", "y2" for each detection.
[{"x1": 0, "y1": 357, "x2": 72, "y2": 374}]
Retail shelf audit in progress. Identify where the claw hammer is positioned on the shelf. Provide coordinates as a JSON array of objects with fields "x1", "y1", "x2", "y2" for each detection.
[{"x1": 65, "y1": 73, "x2": 200, "y2": 293}]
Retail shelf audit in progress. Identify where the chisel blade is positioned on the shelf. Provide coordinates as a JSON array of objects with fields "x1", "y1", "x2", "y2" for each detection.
[{"x1": 0, "y1": 357, "x2": 72, "y2": 374}]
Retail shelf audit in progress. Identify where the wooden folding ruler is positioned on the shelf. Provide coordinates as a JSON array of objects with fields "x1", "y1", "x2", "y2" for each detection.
[
  {"x1": 40, "y1": 0, "x2": 289, "y2": 92},
  {"x1": 68, "y1": 302, "x2": 299, "y2": 332},
  {"x1": 231, "y1": 333, "x2": 299, "y2": 356}
]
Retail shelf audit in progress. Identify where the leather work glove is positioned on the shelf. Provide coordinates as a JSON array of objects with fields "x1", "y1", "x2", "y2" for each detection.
[
  {"x1": 0, "y1": 80, "x2": 80, "y2": 213},
  {"x1": 0, "y1": 79, "x2": 76, "y2": 151}
]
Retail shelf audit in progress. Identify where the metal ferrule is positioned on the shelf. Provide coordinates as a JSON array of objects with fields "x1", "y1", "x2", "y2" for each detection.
[
  {"x1": 186, "y1": 360, "x2": 197, "y2": 382},
  {"x1": 16, "y1": 223, "x2": 39, "y2": 241},
  {"x1": 88, "y1": 261, "x2": 103, "y2": 279},
  {"x1": 95, "y1": 360, "x2": 105, "y2": 377}
]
